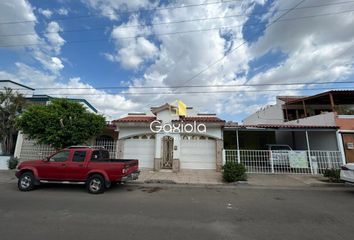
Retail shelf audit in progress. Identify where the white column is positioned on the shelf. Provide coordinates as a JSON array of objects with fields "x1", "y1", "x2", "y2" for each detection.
[
  {"x1": 236, "y1": 129, "x2": 240, "y2": 164},
  {"x1": 14, "y1": 131, "x2": 24, "y2": 159},
  {"x1": 336, "y1": 131, "x2": 346, "y2": 165},
  {"x1": 305, "y1": 131, "x2": 314, "y2": 174}
]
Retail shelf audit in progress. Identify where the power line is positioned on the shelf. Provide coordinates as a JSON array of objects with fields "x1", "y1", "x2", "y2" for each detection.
[
  {"x1": 1, "y1": 1, "x2": 354, "y2": 38},
  {"x1": 10, "y1": 87, "x2": 353, "y2": 96},
  {"x1": 3, "y1": 80, "x2": 354, "y2": 91},
  {"x1": 1, "y1": 8, "x2": 354, "y2": 48},
  {"x1": 0, "y1": 0, "x2": 243, "y2": 25}
]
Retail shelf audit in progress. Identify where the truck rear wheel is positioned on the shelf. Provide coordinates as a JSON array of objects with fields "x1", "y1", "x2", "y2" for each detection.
[
  {"x1": 18, "y1": 172, "x2": 35, "y2": 191},
  {"x1": 86, "y1": 174, "x2": 106, "y2": 194}
]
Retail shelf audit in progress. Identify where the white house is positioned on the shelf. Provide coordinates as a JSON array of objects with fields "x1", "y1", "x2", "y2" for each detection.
[{"x1": 113, "y1": 103, "x2": 225, "y2": 172}]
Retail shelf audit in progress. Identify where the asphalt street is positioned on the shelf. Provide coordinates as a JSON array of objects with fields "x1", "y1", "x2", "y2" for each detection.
[{"x1": 0, "y1": 183, "x2": 353, "y2": 240}]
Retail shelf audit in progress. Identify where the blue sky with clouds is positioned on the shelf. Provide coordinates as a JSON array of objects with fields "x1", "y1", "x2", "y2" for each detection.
[{"x1": 0, "y1": 0, "x2": 353, "y2": 121}]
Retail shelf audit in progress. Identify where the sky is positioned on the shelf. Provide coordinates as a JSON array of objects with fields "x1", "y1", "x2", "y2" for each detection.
[{"x1": 0, "y1": 0, "x2": 353, "y2": 121}]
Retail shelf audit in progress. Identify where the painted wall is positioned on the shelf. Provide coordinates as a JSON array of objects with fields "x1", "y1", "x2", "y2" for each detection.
[
  {"x1": 243, "y1": 103, "x2": 284, "y2": 125},
  {"x1": 156, "y1": 109, "x2": 179, "y2": 123},
  {"x1": 118, "y1": 126, "x2": 152, "y2": 139},
  {"x1": 285, "y1": 112, "x2": 336, "y2": 126}
]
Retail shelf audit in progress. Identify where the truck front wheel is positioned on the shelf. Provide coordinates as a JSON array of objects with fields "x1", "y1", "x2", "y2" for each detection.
[
  {"x1": 18, "y1": 172, "x2": 36, "y2": 191},
  {"x1": 86, "y1": 174, "x2": 106, "y2": 194}
]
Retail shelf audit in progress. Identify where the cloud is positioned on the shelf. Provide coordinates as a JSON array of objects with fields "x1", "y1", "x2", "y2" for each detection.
[
  {"x1": 0, "y1": 1, "x2": 66, "y2": 74},
  {"x1": 45, "y1": 21, "x2": 65, "y2": 54},
  {"x1": 57, "y1": 8, "x2": 69, "y2": 15},
  {"x1": 108, "y1": 15, "x2": 158, "y2": 69},
  {"x1": 84, "y1": 0, "x2": 153, "y2": 20},
  {"x1": 117, "y1": 0, "x2": 252, "y2": 112},
  {"x1": 248, "y1": 0, "x2": 354, "y2": 86},
  {"x1": 2, "y1": 0, "x2": 354, "y2": 122},
  {"x1": 1, "y1": 63, "x2": 139, "y2": 119},
  {"x1": 38, "y1": 8, "x2": 52, "y2": 18},
  {"x1": 0, "y1": 0, "x2": 39, "y2": 47}
]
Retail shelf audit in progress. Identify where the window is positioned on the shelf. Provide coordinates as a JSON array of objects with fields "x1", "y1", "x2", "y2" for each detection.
[
  {"x1": 90, "y1": 150, "x2": 100, "y2": 161},
  {"x1": 101, "y1": 150, "x2": 110, "y2": 159},
  {"x1": 49, "y1": 151, "x2": 70, "y2": 162},
  {"x1": 73, "y1": 151, "x2": 86, "y2": 162}
]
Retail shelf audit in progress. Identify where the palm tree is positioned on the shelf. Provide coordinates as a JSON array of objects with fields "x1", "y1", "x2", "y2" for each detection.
[{"x1": 0, "y1": 88, "x2": 26, "y2": 155}]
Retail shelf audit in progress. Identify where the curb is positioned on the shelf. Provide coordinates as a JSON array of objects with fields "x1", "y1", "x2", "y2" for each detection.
[{"x1": 127, "y1": 180, "x2": 351, "y2": 190}]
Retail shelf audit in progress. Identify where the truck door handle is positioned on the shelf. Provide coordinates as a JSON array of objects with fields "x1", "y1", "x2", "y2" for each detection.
[
  {"x1": 78, "y1": 164, "x2": 83, "y2": 167},
  {"x1": 61, "y1": 163, "x2": 66, "y2": 167}
]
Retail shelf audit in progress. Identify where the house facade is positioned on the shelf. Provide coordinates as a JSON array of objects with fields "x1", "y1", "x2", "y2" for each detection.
[
  {"x1": 243, "y1": 90, "x2": 354, "y2": 163},
  {"x1": 113, "y1": 103, "x2": 225, "y2": 172}
]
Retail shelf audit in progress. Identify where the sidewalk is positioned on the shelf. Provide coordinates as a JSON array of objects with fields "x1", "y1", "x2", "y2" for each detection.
[
  {"x1": 137, "y1": 169, "x2": 224, "y2": 185},
  {"x1": 246, "y1": 174, "x2": 342, "y2": 187},
  {"x1": 0, "y1": 170, "x2": 345, "y2": 188}
]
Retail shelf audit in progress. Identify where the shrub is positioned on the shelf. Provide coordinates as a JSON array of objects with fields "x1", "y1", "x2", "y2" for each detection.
[
  {"x1": 8, "y1": 156, "x2": 19, "y2": 169},
  {"x1": 222, "y1": 162, "x2": 247, "y2": 182},
  {"x1": 323, "y1": 168, "x2": 341, "y2": 183}
]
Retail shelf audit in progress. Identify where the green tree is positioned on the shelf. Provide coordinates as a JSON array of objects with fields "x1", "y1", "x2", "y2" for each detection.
[
  {"x1": 17, "y1": 98, "x2": 106, "y2": 149},
  {"x1": 0, "y1": 88, "x2": 26, "y2": 155}
]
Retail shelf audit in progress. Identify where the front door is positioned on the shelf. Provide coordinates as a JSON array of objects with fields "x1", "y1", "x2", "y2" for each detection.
[
  {"x1": 162, "y1": 136, "x2": 173, "y2": 169},
  {"x1": 37, "y1": 150, "x2": 71, "y2": 180},
  {"x1": 342, "y1": 133, "x2": 354, "y2": 163}
]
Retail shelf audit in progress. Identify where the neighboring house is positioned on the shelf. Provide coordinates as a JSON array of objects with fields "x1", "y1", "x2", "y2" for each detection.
[
  {"x1": 243, "y1": 90, "x2": 354, "y2": 163},
  {"x1": 112, "y1": 103, "x2": 225, "y2": 172},
  {"x1": 26, "y1": 94, "x2": 98, "y2": 113},
  {"x1": 1, "y1": 80, "x2": 103, "y2": 162},
  {"x1": 0, "y1": 80, "x2": 35, "y2": 97}
]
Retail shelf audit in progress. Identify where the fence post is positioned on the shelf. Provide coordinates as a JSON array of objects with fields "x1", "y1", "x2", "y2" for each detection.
[
  {"x1": 222, "y1": 149, "x2": 226, "y2": 165},
  {"x1": 270, "y1": 151, "x2": 275, "y2": 173},
  {"x1": 305, "y1": 131, "x2": 314, "y2": 174}
]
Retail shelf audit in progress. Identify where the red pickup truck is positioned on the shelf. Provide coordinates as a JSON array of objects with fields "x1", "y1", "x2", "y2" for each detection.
[{"x1": 15, "y1": 146, "x2": 139, "y2": 194}]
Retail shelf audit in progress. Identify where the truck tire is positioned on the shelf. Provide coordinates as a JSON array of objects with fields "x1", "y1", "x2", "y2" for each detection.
[
  {"x1": 86, "y1": 174, "x2": 106, "y2": 194},
  {"x1": 18, "y1": 172, "x2": 36, "y2": 191}
]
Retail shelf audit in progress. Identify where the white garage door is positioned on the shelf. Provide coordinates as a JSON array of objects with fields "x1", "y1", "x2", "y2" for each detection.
[
  {"x1": 124, "y1": 138, "x2": 155, "y2": 169},
  {"x1": 180, "y1": 137, "x2": 216, "y2": 170}
]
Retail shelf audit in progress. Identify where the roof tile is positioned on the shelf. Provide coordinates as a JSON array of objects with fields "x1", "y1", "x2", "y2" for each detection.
[{"x1": 112, "y1": 116, "x2": 156, "y2": 123}]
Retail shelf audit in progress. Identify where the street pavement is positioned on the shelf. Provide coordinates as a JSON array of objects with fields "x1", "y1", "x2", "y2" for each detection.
[{"x1": 0, "y1": 182, "x2": 354, "y2": 240}]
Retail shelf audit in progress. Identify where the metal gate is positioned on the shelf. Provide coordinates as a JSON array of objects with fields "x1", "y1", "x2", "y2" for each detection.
[{"x1": 223, "y1": 149, "x2": 343, "y2": 174}]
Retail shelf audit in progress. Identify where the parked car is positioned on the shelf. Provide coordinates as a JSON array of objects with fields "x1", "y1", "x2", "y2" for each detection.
[
  {"x1": 340, "y1": 163, "x2": 354, "y2": 184},
  {"x1": 266, "y1": 144, "x2": 293, "y2": 166},
  {"x1": 15, "y1": 146, "x2": 139, "y2": 194}
]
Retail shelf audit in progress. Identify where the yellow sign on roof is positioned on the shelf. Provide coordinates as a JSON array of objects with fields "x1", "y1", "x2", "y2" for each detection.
[
  {"x1": 176, "y1": 100, "x2": 187, "y2": 116},
  {"x1": 170, "y1": 100, "x2": 187, "y2": 116}
]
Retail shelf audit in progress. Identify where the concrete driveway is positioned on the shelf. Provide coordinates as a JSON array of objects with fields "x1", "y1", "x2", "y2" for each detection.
[{"x1": 0, "y1": 182, "x2": 354, "y2": 240}]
